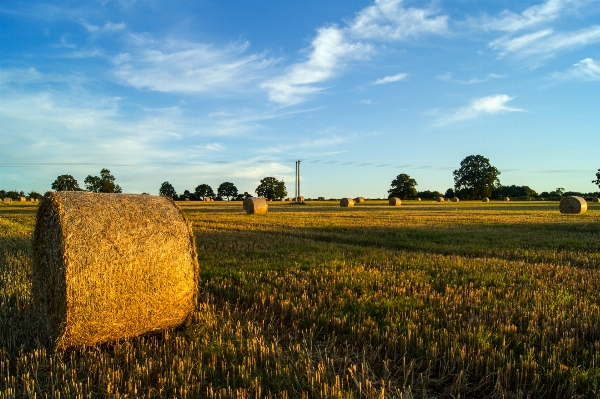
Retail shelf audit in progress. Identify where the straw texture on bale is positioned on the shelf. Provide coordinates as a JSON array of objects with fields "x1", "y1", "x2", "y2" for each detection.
[
  {"x1": 19, "y1": 196, "x2": 26, "y2": 202},
  {"x1": 3, "y1": 198, "x2": 12, "y2": 205},
  {"x1": 340, "y1": 198, "x2": 354, "y2": 207},
  {"x1": 244, "y1": 197, "x2": 268, "y2": 214},
  {"x1": 437, "y1": 197, "x2": 444, "y2": 202},
  {"x1": 389, "y1": 197, "x2": 401, "y2": 206},
  {"x1": 451, "y1": 197, "x2": 459, "y2": 203},
  {"x1": 482, "y1": 197, "x2": 490, "y2": 202},
  {"x1": 559, "y1": 196, "x2": 587, "y2": 215},
  {"x1": 354, "y1": 197, "x2": 365, "y2": 204},
  {"x1": 32, "y1": 191, "x2": 198, "y2": 350}
]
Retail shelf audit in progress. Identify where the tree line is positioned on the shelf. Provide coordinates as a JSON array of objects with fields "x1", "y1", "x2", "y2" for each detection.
[
  {"x1": 159, "y1": 176, "x2": 288, "y2": 201},
  {"x1": 388, "y1": 155, "x2": 600, "y2": 200}
]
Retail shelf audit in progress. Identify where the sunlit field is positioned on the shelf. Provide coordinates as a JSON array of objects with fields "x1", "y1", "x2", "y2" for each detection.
[{"x1": 1, "y1": 200, "x2": 600, "y2": 398}]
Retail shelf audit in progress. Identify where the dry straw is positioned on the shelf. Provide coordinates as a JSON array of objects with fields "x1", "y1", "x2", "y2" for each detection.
[
  {"x1": 482, "y1": 197, "x2": 490, "y2": 202},
  {"x1": 19, "y1": 196, "x2": 26, "y2": 202},
  {"x1": 437, "y1": 197, "x2": 444, "y2": 202},
  {"x1": 32, "y1": 191, "x2": 199, "y2": 350},
  {"x1": 340, "y1": 198, "x2": 354, "y2": 207},
  {"x1": 594, "y1": 197, "x2": 600, "y2": 203},
  {"x1": 389, "y1": 197, "x2": 401, "y2": 206},
  {"x1": 451, "y1": 197, "x2": 459, "y2": 203},
  {"x1": 3, "y1": 198, "x2": 12, "y2": 205},
  {"x1": 244, "y1": 197, "x2": 268, "y2": 214},
  {"x1": 559, "y1": 196, "x2": 587, "y2": 215},
  {"x1": 354, "y1": 197, "x2": 365, "y2": 204},
  {"x1": 504, "y1": 197, "x2": 511, "y2": 201},
  {"x1": 295, "y1": 196, "x2": 305, "y2": 202},
  {"x1": 416, "y1": 198, "x2": 421, "y2": 201}
]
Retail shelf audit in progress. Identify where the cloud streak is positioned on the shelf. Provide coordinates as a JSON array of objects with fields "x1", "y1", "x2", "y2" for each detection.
[
  {"x1": 374, "y1": 72, "x2": 407, "y2": 84},
  {"x1": 433, "y1": 94, "x2": 523, "y2": 126}
]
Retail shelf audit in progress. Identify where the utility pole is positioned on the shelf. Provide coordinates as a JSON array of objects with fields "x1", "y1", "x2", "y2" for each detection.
[{"x1": 295, "y1": 160, "x2": 301, "y2": 202}]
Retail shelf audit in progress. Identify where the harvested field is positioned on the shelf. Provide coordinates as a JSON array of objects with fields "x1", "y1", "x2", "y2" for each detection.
[{"x1": 2, "y1": 200, "x2": 600, "y2": 398}]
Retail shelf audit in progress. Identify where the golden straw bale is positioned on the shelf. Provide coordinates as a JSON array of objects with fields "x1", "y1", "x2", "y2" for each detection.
[
  {"x1": 388, "y1": 197, "x2": 401, "y2": 206},
  {"x1": 19, "y1": 196, "x2": 26, "y2": 202},
  {"x1": 437, "y1": 197, "x2": 444, "y2": 202},
  {"x1": 559, "y1": 196, "x2": 587, "y2": 215},
  {"x1": 295, "y1": 196, "x2": 305, "y2": 202},
  {"x1": 593, "y1": 197, "x2": 600, "y2": 203},
  {"x1": 416, "y1": 198, "x2": 421, "y2": 201},
  {"x1": 482, "y1": 197, "x2": 490, "y2": 202},
  {"x1": 32, "y1": 191, "x2": 198, "y2": 350},
  {"x1": 354, "y1": 197, "x2": 365, "y2": 204},
  {"x1": 244, "y1": 197, "x2": 268, "y2": 214},
  {"x1": 340, "y1": 198, "x2": 354, "y2": 207},
  {"x1": 451, "y1": 197, "x2": 459, "y2": 203},
  {"x1": 504, "y1": 197, "x2": 510, "y2": 201},
  {"x1": 3, "y1": 198, "x2": 12, "y2": 205}
]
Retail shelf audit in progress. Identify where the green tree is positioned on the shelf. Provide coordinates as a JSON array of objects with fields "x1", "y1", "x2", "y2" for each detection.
[
  {"x1": 417, "y1": 190, "x2": 442, "y2": 199},
  {"x1": 388, "y1": 173, "x2": 418, "y2": 199},
  {"x1": 217, "y1": 182, "x2": 238, "y2": 201},
  {"x1": 195, "y1": 184, "x2": 215, "y2": 200},
  {"x1": 593, "y1": 169, "x2": 600, "y2": 189},
  {"x1": 51, "y1": 174, "x2": 81, "y2": 191},
  {"x1": 255, "y1": 177, "x2": 287, "y2": 200},
  {"x1": 453, "y1": 155, "x2": 500, "y2": 199},
  {"x1": 84, "y1": 169, "x2": 122, "y2": 193},
  {"x1": 28, "y1": 191, "x2": 43, "y2": 200},
  {"x1": 159, "y1": 181, "x2": 177, "y2": 198}
]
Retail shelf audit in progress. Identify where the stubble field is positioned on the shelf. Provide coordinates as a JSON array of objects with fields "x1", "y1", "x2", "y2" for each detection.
[{"x1": 1, "y1": 200, "x2": 599, "y2": 398}]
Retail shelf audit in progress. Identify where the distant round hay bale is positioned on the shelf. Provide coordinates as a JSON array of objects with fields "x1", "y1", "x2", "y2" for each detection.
[
  {"x1": 32, "y1": 191, "x2": 198, "y2": 350},
  {"x1": 3, "y1": 198, "x2": 12, "y2": 205},
  {"x1": 19, "y1": 196, "x2": 26, "y2": 202},
  {"x1": 340, "y1": 198, "x2": 354, "y2": 207},
  {"x1": 437, "y1": 197, "x2": 444, "y2": 202},
  {"x1": 451, "y1": 197, "x2": 459, "y2": 203},
  {"x1": 482, "y1": 197, "x2": 490, "y2": 202},
  {"x1": 559, "y1": 196, "x2": 587, "y2": 215},
  {"x1": 416, "y1": 198, "x2": 421, "y2": 201},
  {"x1": 354, "y1": 197, "x2": 365, "y2": 204},
  {"x1": 244, "y1": 197, "x2": 268, "y2": 214},
  {"x1": 295, "y1": 196, "x2": 305, "y2": 202},
  {"x1": 388, "y1": 197, "x2": 401, "y2": 206},
  {"x1": 593, "y1": 197, "x2": 600, "y2": 203},
  {"x1": 504, "y1": 197, "x2": 510, "y2": 201}
]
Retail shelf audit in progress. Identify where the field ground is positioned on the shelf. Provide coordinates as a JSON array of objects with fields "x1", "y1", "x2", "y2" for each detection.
[{"x1": 1, "y1": 200, "x2": 600, "y2": 398}]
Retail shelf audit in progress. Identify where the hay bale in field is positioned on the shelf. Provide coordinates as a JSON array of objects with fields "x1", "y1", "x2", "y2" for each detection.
[
  {"x1": 504, "y1": 197, "x2": 510, "y2": 201},
  {"x1": 389, "y1": 197, "x2": 401, "y2": 206},
  {"x1": 340, "y1": 198, "x2": 354, "y2": 207},
  {"x1": 3, "y1": 198, "x2": 12, "y2": 205},
  {"x1": 294, "y1": 196, "x2": 305, "y2": 202},
  {"x1": 451, "y1": 197, "x2": 459, "y2": 203},
  {"x1": 559, "y1": 196, "x2": 587, "y2": 215},
  {"x1": 416, "y1": 198, "x2": 421, "y2": 201},
  {"x1": 482, "y1": 197, "x2": 490, "y2": 202},
  {"x1": 244, "y1": 197, "x2": 268, "y2": 214},
  {"x1": 437, "y1": 197, "x2": 444, "y2": 202},
  {"x1": 354, "y1": 197, "x2": 365, "y2": 204},
  {"x1": 593, "y1": 197, "x2": 600, "y2": 203},
  {"x1": 32, "y1": 191, "x2": 198, "y2": 350},
  {"x1": 19, "y1": 196, "x2": 26, "y2": 202}
]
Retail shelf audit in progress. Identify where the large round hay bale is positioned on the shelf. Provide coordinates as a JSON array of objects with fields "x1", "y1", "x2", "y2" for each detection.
[
  {"x1": 340, "y1": 198, "x2": 354, "y2": 207},
  {"x1": 388, "y1": 197, "x2": 401, "y2": 206},
  {"x1": 559, "y1": 196, "x2": 587, "y2": 215},
  {"x1": 504, "y1": 197, "x2": 510, "y2": 202},
  {"x1": 354, "y1": 197, "x2": 365, "y2": 204},
  {"x1": 244, "y1": 197, "x2": 268, "y2": 214},
  {"x1": 437, "y1": 197, "x2": 444, "y2": 202},
  {"x1": 3, "y1": 198, "x2": 12, "y2": 205},
  {"x1": 19, "y1": 196, "x2": 26, "y2": 202},
  {"x1": 482, "y1": 197, "x2": 489, "y2": 202},
  {"x1": 451, "y1": 197, "x2": 459, "y2": 203},
  {"x1": 32, "y1": 191, "x2": 198, "y2": 350}
]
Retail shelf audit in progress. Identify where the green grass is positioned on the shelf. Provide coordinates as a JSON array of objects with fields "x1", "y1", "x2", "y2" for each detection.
[{"x1": 1, "y1": 200, "x2": 600, "y2": 398}]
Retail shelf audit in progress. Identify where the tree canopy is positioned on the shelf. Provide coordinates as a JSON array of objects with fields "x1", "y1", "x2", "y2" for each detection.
[
  {"x1": 51, "y1": 174, "x2": 81, "y2": 191},
  {"x1": 491, "y1": 185, "x2": 537, "y2": 199},
  {"x1": 388, "y1": 173, "x2": 417, "y2": 199},
  {"x1": 593, "y1": 169, "x2": 600, "y2": 189},
  {"x1": 255, "y1": 177, "x2": 287, "y2": 200},
  {"x1": 159, "y1": 181, "x2": 177, "y2": 198},
  {"x1": 195, "y1": 184, "x2": 215, "y2": 200},
  {"x1": 453, "y1": 155, "x2": 500, "y2": 199},
  {"x1": 217, "y1": 182, "x2": 238, "y2": 201},
  {"x1": 84, "y1": 169, "x2": 122, "y2": 193}
]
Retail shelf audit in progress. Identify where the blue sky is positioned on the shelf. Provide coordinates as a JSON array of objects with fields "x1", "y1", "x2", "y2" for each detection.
[{"x1": 1, "y1": 0, "x2": 599, "y2": 198}]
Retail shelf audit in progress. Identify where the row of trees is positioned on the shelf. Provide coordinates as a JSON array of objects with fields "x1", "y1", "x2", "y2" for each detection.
[
  {"x1": 159, "y1": 177, "x2": 288, "y2": 201},
  {"x1": 51, "y1": 169, "x2": 122, "y2": 193},
  {"x1": 389, "y1": 155, "x2": 600, "y2": 200}
]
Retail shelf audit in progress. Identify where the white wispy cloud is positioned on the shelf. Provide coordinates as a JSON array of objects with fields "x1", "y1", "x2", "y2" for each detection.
[
  {"x1": 114, "y1": 39, "x2": 276, "y2": 94},
  {"x1": 374, "y1": 72, "x2": 407, "y2": 84},
  {"x1": 79, "y1": 19, "x2": 126, "y2": 34},
  {"x1": 262, "y1": 0, "x2": 448, "y2": 105},
  {"x1": 433, "y1": 94, "x2": 523, "y2": 126},
  {"x1": 553, "y1": 57, "x2": 600, "y2": 80},
  {"x1": 477, "y1": 0, "x2": 569, "y2": 32},
  {"x1": 437, "y1": 72, "x2": 504, "y2": 84}
]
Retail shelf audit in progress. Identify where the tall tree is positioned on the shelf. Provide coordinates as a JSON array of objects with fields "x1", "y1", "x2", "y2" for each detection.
[
  {"x1": 51, "y1": 174, "x2": 81, "y2": 191},
  {"x1": 159, "y1": 181, "x2": 177, "y2": 198},
  {"x1": 84, "y1": 169, "x2": 122, "y2": 193},
  {"x1": 255, "y1": 177, "x2": 287, "y2": 200},
  {"x1": 453, "y1": 155, "x2": 500, "y2": 199},
  {"x1": 388, "y1": 173, "x2": 418, "y2": 199},
  {"x1": 195, "y1": 184, "x2": 215, "y2": 200},
  {"x1": 217, "y1": 182, "x2": 238, "y2": 201},
  {"x1": 593, "y1": 169, "x2": 600, "y2": 189}
]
